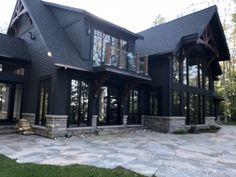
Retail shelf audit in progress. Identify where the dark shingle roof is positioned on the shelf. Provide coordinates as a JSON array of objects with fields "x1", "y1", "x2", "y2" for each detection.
[
  {"x1": 136, "y1": 6, "x2": 230, "y2": 61},
  {"x1": 21, "y1": 0, "x2": 92, "y2": 71},
  {"x1": 0, "y1": 33, "x2": 30, "y2": 61},
  {"x1": 43, "y1": 1, "x2": 143, "y2": 40}
]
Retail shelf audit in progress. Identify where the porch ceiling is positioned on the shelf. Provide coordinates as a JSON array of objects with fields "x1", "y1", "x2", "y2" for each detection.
[
  {"x1": 0, "y1": 34, "x2": 30, "y2": 62},
  {"x1": 93, "y1": 65, "x2": 151, "y2": 81}
]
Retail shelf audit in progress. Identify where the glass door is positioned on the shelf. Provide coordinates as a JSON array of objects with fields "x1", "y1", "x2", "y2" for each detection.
[
  {"x1": 128, "y1": 89, "x2": 140, "y2": 124},
  {"x1": 37, "y1": 80, "x2": 50, "y2": 126},
  {"x1": 0, "y1": 83, "x2": 12, "y2": 121},
  {"x1": 108, "y1": 87, "x2": 119, "y2": 125},
  {"x1": 98, "y1": 86, "x2": 120, "y2": 125}
]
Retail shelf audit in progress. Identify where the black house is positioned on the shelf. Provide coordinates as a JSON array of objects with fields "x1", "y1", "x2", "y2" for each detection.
[{"x1": 0, "y1": 0, "x2": 230, "y2": 138}]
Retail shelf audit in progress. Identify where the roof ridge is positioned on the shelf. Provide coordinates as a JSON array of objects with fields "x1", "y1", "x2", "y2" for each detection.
[
  {"x1": 138, "y1": 5, "x2": 217, "y2": 34},
  {"x1": 43, "y1": 0, "x2": 143, "y2": 39}
]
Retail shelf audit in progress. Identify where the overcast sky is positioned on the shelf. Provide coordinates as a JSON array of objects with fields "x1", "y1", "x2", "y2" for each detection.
[{"x1": 0, "y1": 0, "x2": 233, "y2": 33}]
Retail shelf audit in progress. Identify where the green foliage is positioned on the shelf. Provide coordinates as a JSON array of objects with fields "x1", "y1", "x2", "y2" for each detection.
[
  {"x1": 0, "y1": 155, "x2": 145, "y2": 177},
  {"x1": 0, "y1": 22, "x2": 8, "y2": 34},
  {"x1": 177, "y1": 0, "x2": 236, "y2": 119},
  {"x1": 153, "y1": 14, "x2": 166, "y2": 26}
]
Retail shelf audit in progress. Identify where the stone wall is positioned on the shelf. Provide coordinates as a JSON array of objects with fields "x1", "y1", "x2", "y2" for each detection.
[
  {"x1": 205, "y1": 117, "x2": 217, "y2": 126},
  {"x1": 21, "y1": 113, "x2": 36, "y2": 125},
  {"x1": 46, "y1": 115, "x2": 68, "y2": 138},
  {"x1": 142, "y1": 116, "x2": 186, "y2": 133},
  {"x1": 142, "y1": 115, "x2": 219, "y2": 133},
  {"x1": 31, "y1": 114, "x2": 142, "y2": 139},
  {"x1": 33, "y1": 115, "x2": 68, "y2": 139}
]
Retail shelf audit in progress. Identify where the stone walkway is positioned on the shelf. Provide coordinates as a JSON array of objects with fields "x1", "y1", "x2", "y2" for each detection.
[{"x1": 0, "y1": 126, "x2": 236, "y2": 177}]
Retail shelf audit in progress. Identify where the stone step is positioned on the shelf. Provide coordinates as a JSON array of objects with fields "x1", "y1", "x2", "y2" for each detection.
[{"x1": 0, "y1": 125, "x2": 17, "y2": 135}]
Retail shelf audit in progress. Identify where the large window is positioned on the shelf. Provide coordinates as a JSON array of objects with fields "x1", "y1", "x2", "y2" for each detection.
[
  {"x1": 150, "y1": 91, "x2": 159, "y2": 116},
  {"x1": 172, "y1": 91, "x2": 181, "y2": 116},
  {"x1": 0, "y1": 83, "x2": 11, "y2": 120},
  {"x1": 173, "y1": 58, "x2": 180, "y2": 83},
  {"x1": 172, "y1": 91, "x2": 211, "y2": 125},
  {"x1": 128, "y1": 90, "x2": 139, "y2": 124},
  {"x1": 92, "y1": 29, "x2": 127, "y2": 66},
  {"x1": 0, "y1": 83, "x2": 23, "y2": 122},
  {"x1": 0, "y1": 64, "x2": 25, "y2": 76},
  {"x1": 69, "y1": 80, "x2": 90, "y2": 127},
  {"x1": 205, "y1": 96, "x2": 210, "y2": 117},
  {"x1": 98, "y1": 87, "x2": 108, "y2": 124},
  {"x1": 111, "y1": 37, "x2": 119, "y2": 66},
  {"x1": 173, "y1": 57, "x2": 209, "y2": 90},
  {"x1": 188, "y1": 57, "x2": 198, "y2": 87},
  {"x1": 93, "y1": 30, "x2": 103, "y2": 66},
  {"x1": 188, "y1": 94, "x2": 199, "y2": 125},
  {"x1": 37, "y1": 79, "x2": 50, "y2": 126},
  {"x1": 183, "y1": 58, "x2": 187, "y2": 85},
  {"x1": 98, "y1": 86, "x2": 120, "y2": 126}
]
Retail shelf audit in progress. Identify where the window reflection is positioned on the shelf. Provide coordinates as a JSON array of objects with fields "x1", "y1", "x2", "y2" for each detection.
[
  {"x1": 205, "y1": 96, "x2": 210, "y2": 116},
  {"x1": 98, "y1": 86, "x2": 108, "y2": 124},
  {"x1": 92, "y1": 29, "x2": 128, "y2": 67},
  {"x1": 0, "y1": 64, "x2": 25, "y2": 76},
  {"x1": 188, "y1": 57, "x2": 198, "y2": 87},
  {"x1": 188, "y1": 94, "x2": 199, "y2": 125},
  {"x1": 128, "y1": 89, "x2": 139, "y2": 124},
  {"x1": 38, "y1": 80, "x2": 50, "y2": 126},
  {"x1": 150, "y1": 91, "x2": 159, "y2": 116},
  {"x1": 173, "y1": 56, "x2": 208, "y2": 90},
  {"x1": 0, "y1": 83, "x2": 11, "y2": 120},
  {"x1": 69, "y1": 80, "x2": 89, "y2": 127},
  {"x1": 111, "y1": 37, "x2": 119, "y2": 66},
  {"x1": 173, "y1": 58, "x2": 180, "y2": 83},
  {"x1": 172, "y1": 91, "x2": 181, "y2": 116},
  {"x1": 98, "y1": 86, "x2": 120, "y2": 125}
]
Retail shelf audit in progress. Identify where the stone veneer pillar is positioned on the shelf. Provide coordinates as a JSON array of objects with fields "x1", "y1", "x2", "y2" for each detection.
[
  {"x1": 92, "y1": 115, "x2": 98, "y2": 128},
  {"x1": 205, "y1": 117, "x2": 216, "y2": 126},
  {"x1": 46, "y1": 115, "x2": 68, "y2": 138},
  {"x1": 142, "y1": 116, "x2": 186, "y2": 133},
  {"x1": 123, "y1": 115, "x2": 128, "y2": 127},
  {"x1": 21, "y1": 113, "x2": 36, "y2": 125}
]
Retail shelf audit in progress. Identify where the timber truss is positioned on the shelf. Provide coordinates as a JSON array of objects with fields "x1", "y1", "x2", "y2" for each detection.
[{"x1": 9, "y1": 0, "x2": 32, "y2": 35}]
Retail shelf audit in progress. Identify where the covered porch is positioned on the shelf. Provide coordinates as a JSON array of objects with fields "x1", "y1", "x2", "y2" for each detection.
[{"x1": 0, "y1": 34, "x2": 30, "y2": 127}]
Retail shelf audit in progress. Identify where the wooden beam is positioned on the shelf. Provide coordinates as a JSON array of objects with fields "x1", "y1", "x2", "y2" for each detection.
[
  {"x1": 94, "y1": 73, "x2": 110, "y2": 97},
  {"x1": 197, "y1": 39, "x2": 219, "y2": 57},
  {"x1": 123, "y1": 80, "x2": 139, "y2": 100},
  {"x1": 10, "y1": 9, "x2": 27, "y2": 26}
]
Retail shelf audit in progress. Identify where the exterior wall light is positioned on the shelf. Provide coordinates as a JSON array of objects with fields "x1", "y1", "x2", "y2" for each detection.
[{"x1": 47, "y1": 51, "x2": 52, "y2": 57}]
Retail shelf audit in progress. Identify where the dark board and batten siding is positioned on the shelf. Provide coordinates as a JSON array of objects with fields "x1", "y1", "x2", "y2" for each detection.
[
  {"x1": 148, "y1": 56, "x2": 172, "y2": 116},
  {"x1": 14, "y1": 14, "x2": 56, "y2": 114}
]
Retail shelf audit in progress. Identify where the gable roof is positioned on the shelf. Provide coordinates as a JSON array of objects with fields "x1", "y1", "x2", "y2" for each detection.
[
  {"x1": 136, "y1": 6, "x2": 230, "y2": 61},
  {"x1": 43, "y1": 1, "x2": 143, "y2": 40},
  {"x1": 0, "y1": 33, "x2": 30, "y2": 61},
  {"x1": 17, "y1": 0, "x2": 92, "y2": 71}
]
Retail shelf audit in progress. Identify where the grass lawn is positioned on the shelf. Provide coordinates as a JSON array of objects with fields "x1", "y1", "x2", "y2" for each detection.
[{"x1": 0, "y1": 155, "x2": 145, "y2": 177}]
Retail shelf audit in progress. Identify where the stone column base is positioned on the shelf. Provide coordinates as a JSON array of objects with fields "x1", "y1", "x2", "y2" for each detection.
[
  {"x1": 21, "y1": 113, "x2": 36, "y2": 125},
  {"x1": 92, "y1": 115, "x2": 98, "y2": 128},
  {"x1": 205, "y1": 117, "x2": 217, "y2": 126},
  {"x1": 46, "y1": 115, "x2": 68, "y2": 138},
  {"x1": 142, "y1": 115, "x2": 186, "y2": 133},
  {"x1": 123, "y1": 115, "x2": 128, "y2": 127},
  {"x1": 33, "y1": 115, "x2": 68, "y2": 139}
]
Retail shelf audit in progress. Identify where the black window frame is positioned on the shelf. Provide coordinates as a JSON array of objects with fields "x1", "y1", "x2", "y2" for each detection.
[{"x1": 68, "y1": 79, "x2": 90, "y2": 127}]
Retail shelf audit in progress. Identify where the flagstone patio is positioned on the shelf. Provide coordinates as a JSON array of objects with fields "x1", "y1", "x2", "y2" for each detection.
[{"x1": 0, "y1": 125, "x2": 236, "y2": 177}]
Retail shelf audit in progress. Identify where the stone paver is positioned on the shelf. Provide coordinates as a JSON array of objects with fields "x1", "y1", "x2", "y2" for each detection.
[{"x1": 0, "y1": 126, "x2": 236, "y2": 177}]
